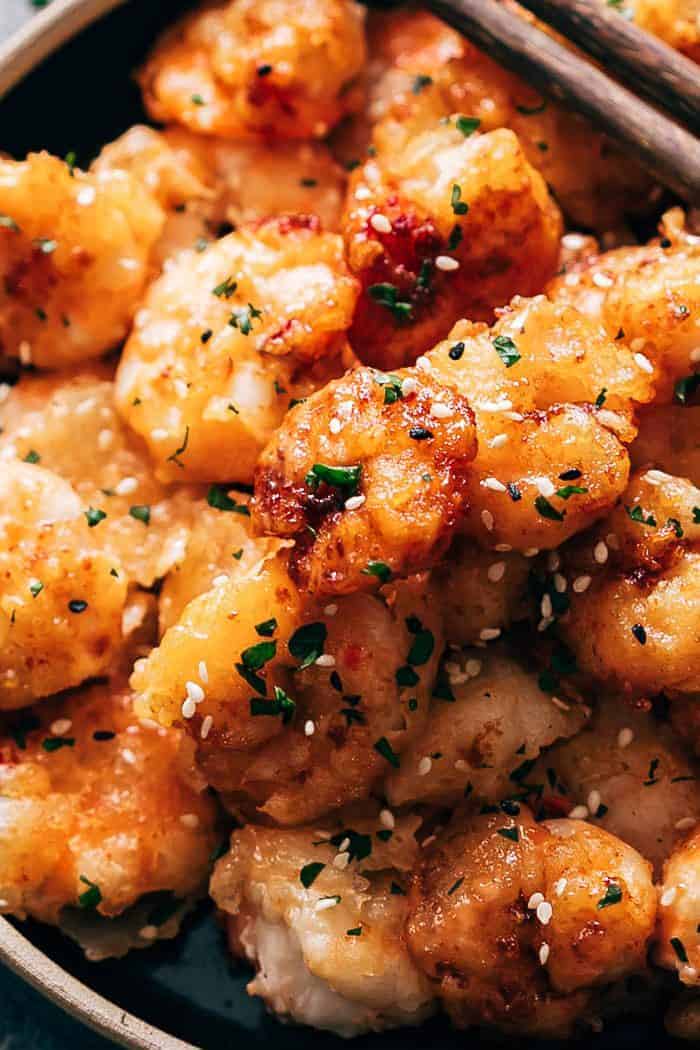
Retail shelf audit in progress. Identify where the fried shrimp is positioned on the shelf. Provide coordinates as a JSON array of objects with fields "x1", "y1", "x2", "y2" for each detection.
[
  {"x1": 0, "y1": 462, "x2": 127, "y2": 711},
  {"x1": 632, "y1": 406, "x2": 700, "y2": 487},
  {"x1": 559, "y1": 470, "x2": 700, "y2": 697},
  {"x1": 548, "y1": 209, "x2": 700, "y2": 404},
  {"x1": 253, "y1": 364, "x2": 477, "y2": 595},
  {"x1": 425, "y1": 296, "x2": 654, "y2": 552},
  {"x1": 385, "y1": 644, "x2": 588, "y2": 808},
  {"x1": 406, "y1": 806, "x2": 657, "y2": 1037},
  {"x1": 0, "y1": 152, "x2": 163, "y2": 369},
  {"x1": 343, "y1": 122, "x2": 562, "y2": 369},
  {"x1": 0, "y1": 679, "x2": 219, "y2": 955},
  {"x1": 210, "y1": 812, "x2": 435, "y2": 1035},
  {"x1": 115, "y1": 217, "x2": 358, "y2": 484},
  {"x1": 655, "y1": 826, "x2": 700, "y2": 986},
  {"x1": 132, "y1": 555, "x2": 441, "y2": 824},
  {"x1": 138, "y1": 0, "x2": 367, "y2": 141}
]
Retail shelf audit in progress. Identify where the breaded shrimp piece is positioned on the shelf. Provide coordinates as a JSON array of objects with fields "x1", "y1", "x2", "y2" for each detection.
[
  {"x1": 0, "y1": 462, "x2": 127, "y2": 710},
  {"x1": 343, "y1": 123, "x2": 562, "y2": 369},
  {"x1": 631, "y1": 406, "x2": 700, "y2": 487},
  {"x1": 0, "y1": 679, "x2": 219, "y2": 956},
  {"x1": 0, "y1": 368, "x2": 203, "y2": 588},
  {"x1": 253, "y1": 364, "x2": 477, "y2": 595},
  {"x1": 364, "y1": 9, "x2": 653, "y2": 232},
  {"x1": 93, "y1": 125, "x2": 347, "y2": 267},
  {"x1": 655, "y1": 826, "x2": 700, "y2": 986},
  {"x1": 426, "y1": 296, "x2": 654, "y2": 552},
  {"x1": 559, "y1": 470, "x2": 700, "y2": 697},
  {"x1": 535, "y1": 701, "x2": 700, "y2": 874},
  {"x1": 0, "y1": 152, "x2": 164, "y2": 369},
  {"x1": 115, "y1": 217, "x2": 359, "y2": 484},
  {"x1": 132, "y1": 555, "x2": 442, "y2": 824},
  {"x1": 406, "y1": 806, "x2": 656, "y2": 1036},
  {"x1": 620, "y1": 0, "x2": 700, "y2": 59},
  {"x1": 385, "y1": 645, "x2": 589, "y2": 808},
  {"x1": 432, "y1": 537, "x2": 530, "y2": 647},
  {"x1": 139, "y1": 0, "x2": 366, "y2": 141},
  {"x1": 548, "y1": 209, "x2": 700, "y2": 404},
  {"x1": 210, "y1": 812, "x2": 435, "y2": 1036}
]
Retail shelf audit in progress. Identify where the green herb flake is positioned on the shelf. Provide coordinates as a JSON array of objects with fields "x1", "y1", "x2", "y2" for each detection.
[
  {"x1": 84, "y1": 507, "x2": 106, "y2": 527},
  {"x1": 497, "y1": 826, "x2": 519, "y2": 842},
  {"x1": 411, "y1": 74, "x2": 433, "y2": 94},
  {"x1": 129, "y1": 504, "x2": 151, "y2": 525},
  {"x1": 555, "y1": 485, "x2": 588, "y2": 500},
  {"x1": 42, "y1": 736, "x2": 75, "y2": 752},
  {"x1": 167, "y1": 426, "x2": 190, "y2": 469},
  {"x1": 23, "y1": 449, "x2": 41, "y2": 464},
  {"x1": 212, "y1": 276, "x2": 238, "y2": 299},
  {"x1": 671, "y1": 937, "x2": 688, "y2": 963},
  {"x1": 29, "y1": 580, "x2": 43, "y2": 598},
  {"x1": 597, "y1": 882, "x2": 623, "y2": 909},
  {"x1": 305, "y1": 463, "x2": 361, "y2": 494},
  {"x1": 255, "y1": 618, "x2": 277, "y2": 637},
  {"x1": 374, "y1": 736, "x2": 400, "y2": 768},
  {"x1": 368, "y1": 283, "x2": 413, "y2": 323},
  {"x1": 346, "y1": 927, "x2": 362, "y2": 936},
  {"x1": 241, "y1": 640, "x2": 277, "y2": 670},
  {"x1": 0, "y1": 214, "x2": 19, "y2": 232},
  {"x1": 250, "y1": 685, "x2": 296, "y2": 723},
  {"x1": 626, "y1": 504, "x2": 657, "y2": 527},
  {"x1": 455, "y1": 115, "x2": 481, "y2": 137},
  {"x1": 595, "y1": 388, "x2": 607, "y2": 409},
  {"x1": 674, "y1": 373, "x2": 700, "y2": 404},
  {"x1": 450, "y1": 183, "x2": 469, "y2": 216},
  {"x1": 362, "y1": 561, "x2": 392, "y2": 583},
  {"x1": 207, "y1": 485, "x2": 250, "y2": 515},
  {"x1": 492, "y1": 334, "x2": 520, "y2": 368},
  {"x1": 78, "y1": 875, "x2": 102, "y2": 910},
  {"x1": 300, "y1": 861, "x2": 325, "y2": 888},
  {"x1": 68, "y1": 600, "x2": 87, "y2": 614},
  {"x1": 448, "y1": 877, "x2": 464, "y2": 895},
  {"x1": 229, "y1": 303, "x2": 263, "y2": 335},
  {"x1": 288, "y1": 621, "x2": 327, "y2": 669},
  {"x1": 535, "y1": 496, "x2": 565, "y2": 522}
]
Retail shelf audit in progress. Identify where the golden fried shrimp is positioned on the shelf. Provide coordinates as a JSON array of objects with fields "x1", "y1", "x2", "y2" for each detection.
[
  {"x1": 0, "y1": 368, "x2": 204, "y2": 588},
  {"x1": 632, "y1": 406, "x2": 700, "y2": 487},
  {"x1": 426, "y1": 296, "x2": 654, "y2": 552},
  {"x1": 621, "y1": 0, "x2": 700, "y2": 59},
  {"x1": 0, "y1": 152, "x2": 164, "y2": 369},
  {"x1": 655, "y1": 826, "x2": 700, "y2": 986},
  {"x1": 210, "y1": 812, "x2": 435, "y2": 1035},
  {"x1": 535, "y1": 701, "x2": 700, "y2": 874},
  {"x1": 0, "y1": 462, "x2": 127, "y2": 710},
  {"x1": 432, "y1": 537, "x2": 530, "y2": 647},
  {"x1": 559, "y1": 470, "x2": 700, "y2": 697},
  {"x1": 385, "y1": 644, "x2": 588, "y2": 808},
  {"x1": 139, "y1": 0, "x2": 366, "y2": 141},
  {"x1": 132, "y1": 555, "x2": 441, "y2": 824},
  {"x1": 0, "y1": 679, "x2": 219, "y2": 955},
  {"x1": 548, "y1": 209, "x2": 700, "y2": 404},
  {"x1": 343, "y1": 123, "x2": 562, "y2": 369},
  {"x1": 253, "y1": 364, "x2": 476, "y2": 595},
  {"x1": 93, "y1": 125, "x2": 347, "y2": 266},
  {"x1": 364, "y1": 9, "x2": 653, "y2": 232},
  {"x1": 406, "y1": 806, "x2": 657, "y2": 1037},
  {"x1": 115, "y1": 217, "x2": 358, "y2": 485}
]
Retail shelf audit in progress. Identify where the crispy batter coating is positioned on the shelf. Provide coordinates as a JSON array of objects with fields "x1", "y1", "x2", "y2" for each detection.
[
  {"x1": 0, "y1": 680, "x2": 219, "y2": 943},
  {"x1": 0, "y1": 152, "x2": 164, "y2": 369},
  {"x1": 139, "y1": 0, "x2": 366, "y2": 140},
  {"x1": 0, "y1": 462, "x2": 127, "y2": 710},
  {"x1": 655, "y1": 826, "x2": 700, "y2": 986},
  {"x1": 622, "y1": 0, "x2": 700, "y2": 59},
  {"x1": 559, "y1": 470, "x2": 700, "y2": 697},
  {"x1": 253, "y1": 364, "x2": 476, "y2": 594},
  {"x1": 385, "y1": 645, "x2": 588, "y2": 808},
  {"x1": 133, "y1": 556, "x2": 441, "y2": 824},
  {"x1": 115, "y1": 216, "x2": 359, "y2": 484},
  {"x1": 632, "y1": 406, "x2": 700, "y2": 487},
  {"x1": 407, "y1": 807, "x2": 656, "y2": 1037},
  {"x1": 211, "y1": 812, "x2": 435, "y2": 1036},
  {"x1": 343, "y1": 124, "x2": 562, "y2": 369}
]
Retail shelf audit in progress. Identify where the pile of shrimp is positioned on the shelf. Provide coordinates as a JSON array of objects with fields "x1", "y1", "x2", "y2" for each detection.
[{"x1": 1, "y1": 0, "x2": 699, "y2": 1040}]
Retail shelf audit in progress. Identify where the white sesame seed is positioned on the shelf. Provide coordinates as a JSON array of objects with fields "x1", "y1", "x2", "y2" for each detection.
[
  {"x1": 494, "y1": 543, "x2": 513, "y2": 552},
  {"x1": 551, "y1": 697, "x2": 570, "y2": 711},
  {"x1": 465, "y1": 659, "x2": 482, "y2": 677},
  {"x1": 573, "y1": 574, "x2": 591, "y2": 593},
  {"x1": 0, "y1": 384, "x2": 10, "y2": 404},
  {"x1": 482, "y1": 477, "x2": 507, "y2": 492},
  {"x1": 481, "y1": 509, "x2": 495, "y2": 532},
  {"x1": 562, "y1": 233, "x2": 586, "y2": 250},
  {"x1": 504, "y1": 410, "x2": 524, "y2": 422},
  {"x1": 535, "y1": 476, "x2": 556, "y2": 498},
  {"x1": 401, "y1": 377, "x2": 417, "y2": 396},
  {"x1": 547, "y1": 552, "x2": 561, "y2": 572},
  {"x1": 564, "y1": 273, "x2": 580, "y2": 287},
  {"x1": 19, "y1": 341, "x2": 32, "y2": 365},
  {"x1": 212, "y1": 573, "x2": 229, "y2": 587},
  {"x1": 524, "y1": 547, "x2": 540, "y2": 558},
  {"x1": 421, "y1": 834, "x2": 437, "y2": 848},
  {"x1": 488, "y1": 433, "x2": 509, "y2": 448},
  {"x1": 539, "y1": 942, "x2": 550, "y2": 965},
  {"x1": 536, "y1": 901, "x2": 553, "y2": 925},
  {"x1": 370, "y1": 213, "x2": 392, "y2": 234},
  {"x1": 568, "y1": 804, "x2": 589, "y2": 820},
  {"x1": 355, "y1": 186, "x2": 371, "y2": 200},
  {"x1": 114, "y1": 476, "x2": 138, "y2": 496},
  {"x1": 537, "y1": 616, "x2": 554, "y2": 633},
  {"x1": 338, "y1": 837, "x2": 351, "y2": 852},
  {"x1": 151, "y1": 428, "x2": 169, "y2": 440},
  {"x1": 139, "y1": 925, "x2": 159, "y2": 940},
  {"x1": 634, "y1": 351, "x2": 654, "y2": 374},
  {"x1": 316, "y1": 653, "x2": 336, "y2": 667},
  {"x1": 97, "y1": 429, "x2": 113, "y2": 451},
  {"x1": 488, "y1": 561, "x2": 506, "y2": 582},
  {"x1": 121, "y1": 748, "x2": 137, "y2": 766},
  {"x1": 198, "y1": 661, "x2": 209, "y2": 684},
  {"x1": 186, "y1": 681, "x2": 205, "y2": 704},
  {"x1": 617, "y1": 727, "x2": 634, "y2": 749},
  {"x1": 435, "y1": 255, "x2": 460, "y2": 271},
  {"x1": 553, "y1": 573, "x2": 567, "y2": 593},
  {"x1": 477, "y1": 399, "x2": 513, "y2": 413},
  {"x1": 593, "y1": 540, "x2": 608, "y2": 564},
  {"x1": 181, "y1": 698, "x2": 196, "y2": 719},
  {"x1": 324, "y1": 604, "x2": 338, "y2": 617},
  {"x1": 200, "y1": 715, "x2": 213, "y2": 739},
  {"x1": 50, "y1": 718, "x2": 72, "y2": 736},
  {"x1": 380, "y1": 809, "x2": 395, "y2": 829},
  {"x1": 415, "y1": 355, "x2": 431, "y2": 372},
  {"x1": 554, "y1": 878, "x2": 567, "y2": 896},
  {"x1": 344, "y1": 494, "x2": 365, "y2": 511},
  {"x1": 587, "y1": 790, "x2": 601, "y2": 814},
  {"x1": 690, "y1": 348, "x2": 700, "y2": 363},
  {"x1": 592, "y1": 271, "x2": 614, "y2": 289},
  {"x1": 606, "y1": 532, "x2": 620, "y2": 550},
  {"x1": 528, "y1": 892, "x2": 544, "y2": 910},
  {"x1": 660, "y1": 886, "x2": 677, "y2": 907},
  {"x1": 630, "y1": 336, "x2": 646, "y2": 352},
  {"x1": 455, "y1": 759, "x2": 468, "y2": 771},
  {"x1": 644, "y1": 469, "x2": 671, "y2": 484},
  {"x1": 675, "y1": 817, "x2": 697, "y2": 830},
  {"x1": 333, "y1": 851, "x2": 350, "y2": 870},
  {"x1": 77, "y1": 185, "x2": 96, "y2": 206},
  {"x1": 430, "y1": 401, "x2": 453, "y2": 419},
  {"x1": 479, "y1": 627, "x2": 501, "y2": 641},
  {"x1": 180, "y1": 813, "x2": 200, "y2": 829},
  {"x1": 541, "y1": 594, "x2": 553, "y2": 619},
  {"x1": 304, "y1": 720, "x2": 315, "y2": 736},
  {"x1": 418, "y1": 756, "x2": 432, "y2": 776},
  {"x1": 315, "y1": 897, "x2": 339, "y2": 911}
]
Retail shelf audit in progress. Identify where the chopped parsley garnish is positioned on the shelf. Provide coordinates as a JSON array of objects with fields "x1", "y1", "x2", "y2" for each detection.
[
  {"x1": 0, "y1": 214, "x2": 19, "y2": 232},
  {"x1": 78, "y1": 876, "x2": 102, "y2": 910},
  {"x1": 373, "y1": 372, "x2": 404, "y2": 404},
  {"x1": 390, "y1": 882, "x2": 406, "y2": 895},
  {"x1": 644, "y1": 757, "x2": 660, "y2": 785},
  {"x1": 507, "y1": 482, "x2": 521, "y2": 502},
  {"x1": 497, "y1": 826, "x2": 519, "y2": 842},
  {"x1": 42, "y1": 737, "x2": 75, "y2": 752},
  {"x1": 667, "y1": 517, "x2": 684, "y2": 538},
  {"x1": 84, "y1": 507, "x2": 106, "y2": 528},
  {"x1": 368, "y1": 283, "x2": 413, "y2": 322},
  {"x1": 597, "y1": 882, "x2": 622, "y2": 909},
  {"x1": 29, "y1": 580, "x2": 43, "y2": 598},
  {"x1": 300, "y1": 178, "x2": 317, "y2": 187},
  {"x1": 212, "y1": 276, "x2": 238, "y2": 299},
  {"x1": 626, "y1": 504, "x2": 656, "y2": 527},
  {"x1": 694, "y1": 507, "x2": 700, "y2": 524},
  {"x1": 595, "y1": 388, "x2": 607, "y2": 409},
  {"x1": 493, "y1": 334, "x2": 520, "y2": 368},
  {"x1": 674, "y1": 373, "x2": 700, "y2": 404},
  {"x1": 229, "y1": 303, "x2": 263, "y2": 335},
  {"x1": 346, "y1": 927, "x2": 362, "y2": 936},
  {"x1": 406, "y1": 622, "x2": 435, "y2": 666},
  {"x1": 396, "y1": 665, "x2": 420, "y2": 687},
  {"x1": 167, "y1": 426, "x2": 189, "y2": 469},
  {"x1": 255, "y1": 618, "x2": 277, "y2": 637},
  {"x1": 207, "y1": 485, "x2": 250, "y2": 515},
  {"x1": 670, "y1": 937, "x2": 688, "y2": 963},
  {"x1": 68, "y1": 600, "x2": 87, "y2": 614},
  {"x1": 455, "y1": 115, "x2": 481, "y2": 137},
  {"x1": 448, "y1": 877, "x2": 464, "y2": 895},
  {"x1": 535, "y1": 496, "x2": 565, "y2": 522},
  {"x1": 516, "y1": 98, "x2": 547, "y2": 115},
  {"x1": 447, "y1": 225, "x2": 463, "y2": 251},
  {"x1": 241, "y1": 640, "x2": 276, "y2": 670},
  {"x1": 555, "y1": 485, "x2": 588, "y2": 500},
  {"x1": 191, "y1": 94, "x2": 205, "y2": 106},
  {"x1": 129, "y1": 504, "x2": 151, "y2": 525},
  {"x1": 411, "y1": 74, "x2": 433, "y2": 94},
  {"x1": 305, "y1": 463, "x2": 361, "y2": 494},
  {"x1": 362, "y1": 561, "x2": 392, "y2": 583},
  {"x1": 374, "y1": 736, "x2": 400, "y2": 768},
  {"x1": 23, "y1": 449, "x2": 41, "y2": 464},
  {"x1": 450, "y1": 183, "x2": 469, "y2": 215},
  {"x1": 250, "y1": 685, "x2": 296, "y2": 723},
  {"x1": 288, "y1": 621, "x2": 327, "y2": 669},
  {"x1": 300, "y1": 862, "x2": 325, "y2": 888}
]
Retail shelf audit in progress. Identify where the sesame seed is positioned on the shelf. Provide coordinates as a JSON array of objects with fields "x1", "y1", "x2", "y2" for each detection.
[
  {"x1": 180, "y1": 813, "x2": 200, "y2": 828},
  {"x1": 592, "y1": 271, "x2": 614, "y2": 289},
  {"x1": 338, "y1": 837, "x2": 351, "y2": 852},
  {"x1": 488, "y1": 561, "x2": 506, "y2": 582},
  {"x1": 482, "y1": 477, "x2": 507, "y2": 492},
  {"x1": 0, "y1": 384, "x2": 10, "y2": 404},
  {"x1": 477, "y1": 399, "x2": 513, "y2": 413},
  {"x1": 212, "y1": 573, "x2": 229, "y2": 586},
  {"x1": 606, "y1": 532, "x2": 620, "y2": 550},
  {"x1": 630, "y1": 336, "x2": 646, "y2": 352},
  {"x1": 415, "y1": 355, "x2": 431, "y2": 372},
  {"x1": 198, "y1": 661, "x2": 209, "y2": 684},
  {"x1": 488, "y1": 433, "x2": 509, "y2": 448},
  {"x1": 50, "y1": 718, "x2": 72, "y2": 736},
  {"x1": 97, "y1": 429, "x2": 113, "y2": 451},
  {"x1": 547, "y1": 552, "x2": 561, "y2": 572},
  {"x1": 617, "y1": 727, "x2": 634, "y2": 748},
  {"x1": 551, "y1": 697, "x2": 570, "y2": 711},
  {"x1": 465, "y1": 659, "x2": 482, "y2": 677},
  {"x1": 644, "y1": 469, "x2": 671, "y2": 484},
  {"x1": 528, "y1": 892, "x2": 544, "y2": 909},
  {"x1": 435, "y1": 255, "x2": 460, "y2": 271},
  {"x1": 77, "y1": 185, "x2": 96, "y2": 206},
  {"x1": 139, "y1": 925, "x2": 159, "y2": 940},
  {"x1": 304, "y1": 720, "x2": 315, "y2": 736},
  {"x1": 554, "y1": 878, "x2": 567, "y2": 896},
  {"x1": 554, "y1": 573, "x2": 567, "y2": 593},
  {"x1": 315, "y1": 897, "x2": 339, "y2": 911},
  {"x1": 418, "y1": 756, "x2": 432, "y2": 776},
  {"x1": 344, "y1": 494, "x2": 365, "y2": 511},
  {"x1": 564, "y1": 273, "x2": 580, "y2": 287},
  {"x1": 380, "y1": 809, "x2": 395, "y2": 829},
  {"x1": 675, "y1": 817, "x2": 697, "y2": 830},
  {"x1": 333, "y1": 851, "x2": 350, "y2": 870},
  {"x1": 634, "y1": 352, "x2": 654, "y2": 374},
  {"x1": 539, "y1": 943, "x2": 550, "y2": 965},
  {"x1": 355, "y1": 186, "x2": 371, "y2": 200},
  {"x1": 401, "y1": 377, "x2": 417, "y2": 396},
  {"x1": 573, "y1": 575, "x2": 591, "y2": 593},
  {"x1": 151, "y1": 428, "x2": 169, "y2": 440},
  {"x1": 587, "y1": 790, "x2": 601, "y2": 813},
  {"x1": 421, "y1": 834, "x2": 437, "y2": 848},
  {"x1": 481, "y1": 509, "x2": 495, "y2": 532},
  {"x1": 494, "y1": 543, "x2": 513, "y2": 552},
  {"x1": 541, "y1": 594, "x2": 553, "y2": 619},
  {"x1": 660, "y1": 886, "x2": 677, "y2": 907},
  {"x1": 524, "y1": 547, "x2": 540, "y2": 558},
  {"x1": 479, "y1": 627, "x2": 501, "y2": 641},
  {"x1": 121, "y1": 748, "x2": 137, "y2": 765},
  {"x1": 185, "y1": 681, "x2": 205, "y2": 704},
  {"x1": 316, "y1": 653, "x2": 336, "y2": 667},
  {"x1": 690, "y1": 348, "x2": 700, "y2": 363},
  {"x1": 537, "y1": 616, "x2": 554, "y2": 633},
  {"x1": 535, "y1": 477, "x2": 555, "y2": 498},
  {"x1": 562, "y1": 233, "x2": 586, "y2": 250},
  {"x1": 593, "y1": 540, "x2": 608, "y2": 564},
  {"x1": 455, "y1": 759, "x2": 468, "y2": 771},
  {"x1": 536, "y1": 901, "x2": 553, "y2": 924},
  {"x1": 173, "y1": 378, "x2": 188, "y2": 399},
  {"x1": 114, "y1": 476, "x2": 138, "y2": 496},
  {"x1": 200, "y1": 715, "x2": 213, "y2": 739},
  {"x1": 19, "y1": 341, "x2": 32, "y2": 365},
  {"x1": 430, "y1": 401, "x2": 453, "y2": 419},
  {"x1": 329, "y1": 417, "x2": 342, "y2": 435},
  {"x1": 504, "y1": 410, "x2": 524, "y2": 422},
  {"x1": 568, "y1": 804, "x2": 589, "y2": 820},
  {"x1": 370, "y1": 213, "x2": 392, "y2": 234},
  {"x1": 324, "y1": 604, "x2": 338, "y2": 617}
]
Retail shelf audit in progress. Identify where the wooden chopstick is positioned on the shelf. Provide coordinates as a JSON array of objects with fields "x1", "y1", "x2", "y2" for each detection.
[
  {"x1": 517, "y1": 0, "x2": 700, "y2": 135},
  {"x1": 427, "y1": 0, "x2": 700, "y2": 204}
]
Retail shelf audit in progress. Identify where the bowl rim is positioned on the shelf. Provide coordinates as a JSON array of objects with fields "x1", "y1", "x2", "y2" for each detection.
[{"x1": 0, "y1": 6, "x2": 199, "y2": 1046}]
